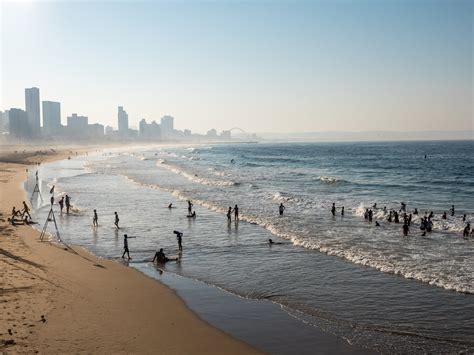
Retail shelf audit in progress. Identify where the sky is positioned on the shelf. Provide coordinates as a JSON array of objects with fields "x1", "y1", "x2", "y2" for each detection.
[{"x1": 1, "y1": 0, "x2": 472, "y2": 134}]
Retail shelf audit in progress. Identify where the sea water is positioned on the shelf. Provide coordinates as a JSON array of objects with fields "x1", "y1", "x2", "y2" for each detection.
[{"x1": 28, "y1": 141, "x2": 474, "y2": 353}]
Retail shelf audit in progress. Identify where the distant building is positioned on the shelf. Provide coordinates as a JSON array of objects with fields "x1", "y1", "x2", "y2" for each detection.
[
  {"x1": 105, "y1": 125, "x2": 114, "y2": 136},
  {"x1": 207, "y1": 129, "x2": 217, "y2": 138},
  {"x1": 160, "y1": 115, "x2": 174, "y2": 139},
  {"x1": 87, "y1": 123, "x2": 104, "y2": 139},
  {"x1": 66, "y1": 113, "x2": 88, "y2": 138},
  {"x1": 118, "y1": 106, "x2": 129, "y2": 134},
  {"x1": 42, "y1": 101, "x2": 61, "y2": 135},
  {"x1": 139, "y1": 118, "x2": 161, "y2": 140},
  {"x1": 9, "y1": 108, "x2": 29, "y2": 138},
  {"x1": 25, "y1": 87, "x2": 41, "y2": 135},
  {"x1": 1, "y1": 110, "x2": 9, "y2": 132},
  {"x1": 220, "y1": 130, "x2": 231, "y2": 140}
]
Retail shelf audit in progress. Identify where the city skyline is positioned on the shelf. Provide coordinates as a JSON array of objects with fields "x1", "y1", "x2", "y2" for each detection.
[{"x1": 1, "y1": 0, "x2": 472, "y2": 135}]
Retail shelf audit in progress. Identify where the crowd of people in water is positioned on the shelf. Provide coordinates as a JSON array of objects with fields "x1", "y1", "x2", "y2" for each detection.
[
  {"x1": 328, "y1": 201, "x2": 473, "y2": 238},
  {"x1": 10, "y1": 176, "x2": 473, "y2": 265}
]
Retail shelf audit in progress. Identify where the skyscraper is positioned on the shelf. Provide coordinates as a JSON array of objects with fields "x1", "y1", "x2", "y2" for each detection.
[
  {"x1": 9, "y1": 108, "x2": 29, "y2": 138},
  {"x1": 118, "y1": 106, "x2": 129, "y2": 133},
  {"x1": 160, "y1": 115, "x2": 174, "y2": 139},
  {"x1": 25, "y1": 87, "x2": 40, "y2": 135},
  {"x1": 42, "y1": 101, "x2": 61, "y2": 135}
]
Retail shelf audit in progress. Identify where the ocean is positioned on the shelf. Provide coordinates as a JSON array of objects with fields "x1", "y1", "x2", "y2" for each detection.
[{"x1": 28, "y1": 140, "x2": 474, "y2": 353}]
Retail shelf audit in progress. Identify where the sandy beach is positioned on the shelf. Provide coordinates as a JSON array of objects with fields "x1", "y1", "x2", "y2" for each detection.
[{"x1": 0, "y1": 147, "x2": 259, "y2": 353}]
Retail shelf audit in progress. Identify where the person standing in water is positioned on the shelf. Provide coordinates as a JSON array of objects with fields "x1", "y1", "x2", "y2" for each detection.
[
  {"x1": 65, "y1": 195, "x2": 71, "y2": 214},
  {"x1": 463, "y1": 223, "x2": 470, "y2": 237},
  {"x1": 279, "y1": 203, "x2": 285, "y2": 216},
  {"x1": 174, "y1": 231, "x2": 183, "y2": 251},
  {"x1": 450, "y1": 205, "x2": 455, "y2": 216},
  {"x1": 187, "y1": 200, "x2": 193, "y2": 215},
  {"x1": 93, "y1": 209, "x2": 98, "y2": 227},
  {"x1": 403, "y1": 223, "x2": 409, "y2": 236},
  {"x1": 227, "y1": 207, "x2": 232, "y2": 221},
  {"x1": 331, "y1": 203, "x2": 336, "y2": 216},
  {"x1": 58, "y1": 196, "x2": 64, "y2": 214},
  {"x1": 114, "y1": 212, "x2": 120, "y2": 229},
  {"x1": 234, "y1": 204, "x2": 239, "y2": 220},
  {"x1": 121, "y1": 234, "x2": 132, "y2": 259},
  {"x1": 341, "y1": 206, "x2": 345, "y2": 216}
]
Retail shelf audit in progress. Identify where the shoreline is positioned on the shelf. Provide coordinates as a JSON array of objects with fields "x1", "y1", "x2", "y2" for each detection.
[{"x1": 0, "y1": 147, "x2": 260, "y2": 353}]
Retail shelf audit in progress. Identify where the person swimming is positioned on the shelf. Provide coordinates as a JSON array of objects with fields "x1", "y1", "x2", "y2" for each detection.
[
  {"x1": 153, "y1": 248, "x2": 176, "y2": 263},
  {"x1": 375, "y1": 221, "x2": 380, "y2": 227},
  {"x1": 268, "y1": 238, "x2": 283, "y2": 245}
]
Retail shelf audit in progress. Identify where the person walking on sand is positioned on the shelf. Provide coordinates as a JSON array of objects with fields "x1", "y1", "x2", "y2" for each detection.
[
  {"x1": 234, "y1": 204, "x2": 239, "y2": 220},
  {"x1": 93, "y1": 209, "x2": 99, "y2": 227},
  {"x1": 279, "y1": 203, "x2": 285, "y2": 216},
  {"x1": 58, "y1": 196, "x2": 64, "y2": 214},
  {"x1": 227, "y1": 207, "x2": 232, "y2": 221},
  {"x1": 65, "y1": 195, "x2": 71, "y2": 214},
  {"x1": 114, "y1": 212, "x2": 120, "y2": 229},
  {"x1": 22, "y1": 201, "x2": 31, "y2": 219},
  {"x1": 121, "y1": 234, "x2": 135, "y2": 259}
]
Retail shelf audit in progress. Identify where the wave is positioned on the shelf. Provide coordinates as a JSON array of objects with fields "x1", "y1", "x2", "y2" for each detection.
[
  {"x1": 272, "y1": 192, "x2": 301, "y2": 203},
  {"x1": 318, "y1": 175, "x2": 346, "y2": 184},
  {"x1": 156, "y1": 161, "x2": 239, "y2": 187}
]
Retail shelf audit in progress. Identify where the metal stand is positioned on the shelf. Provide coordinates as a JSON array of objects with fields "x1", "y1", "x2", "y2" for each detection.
[
  {"x1": 31, "y1": 176, "x2": 43, "y2": 201},
  {"x1": 40, "y1": 206, "x2": 60, "y2": 242}
]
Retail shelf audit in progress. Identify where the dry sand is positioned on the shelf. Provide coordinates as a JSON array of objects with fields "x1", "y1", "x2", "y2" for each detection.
[{"x1": 0, "y1": 147, "x2": 259, "y2": 353}]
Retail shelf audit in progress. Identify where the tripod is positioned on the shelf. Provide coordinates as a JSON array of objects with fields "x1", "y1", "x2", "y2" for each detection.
[
  {"x1": 40, "y1": 203, "x2": 61, "y2": 242},
  {"x1": 31, "y1": 175, "x2": 43, "y2": 202}
]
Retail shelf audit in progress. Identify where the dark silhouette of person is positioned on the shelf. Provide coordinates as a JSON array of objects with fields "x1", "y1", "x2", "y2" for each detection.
[
  {"x1": 394, "y1": 211, "x2": 399, "y2": 223},
  {"x1": 403, "y1": 223, "x2": 409, "y2": 236},
  {"x1": 58, "y1": 196, "x2": 64, "y2": 214},
  {"x1": 462, "y1": 214, "x2": 466, "y2": 222},
  {"x1": 450, "y1": 205, "x2": 455, "y2": 216},
  {"x1": 331, "y1": 203, "x2": 336, "y2": 216},
  {"x1": 114, "y1": 212, "x2": 120, "y2": 229},
  {"x1": 168, "y1": 203, "x2": 173, "y2": 209},
  {"x1": 375, "y1": 221, "x2": 380, "y2": 227},
  {"x1": 122, "y1": 234, "x2": 131, "y2": 259},
  {"x1": 413, "y1": 208, "x2": 418, "y2": 215},
  {"x1": 22, "y1": 201, "x2": 31, "y2": 219},
  {"x1": 187, "y1": 200, "x2": 193, "y2": 215},
  {"x1": 341, "y1": 206, "x2": 344, "y2": 216},
  {"x1": 187, "y1": 211, "x2": 196, "y2": 218},
  {"x1": 153, "y1": 248, "x2": 169, "y2": 263},
  {"x1": 442, "y1": 212, "x2": 447, "y2": 220},
  {"x1": 234, "y1": 204, "x2": 239, "y2": 220},
  {"x1": 368, "y1": 209, "x2": 373, "y2": 222},
  {"x1": 364, "y1": 209, "x2": 369, "y2": 220},
  {"x1": 463, "y1": 223, "x2": 470, "y2": 237},
  {"x1": 373, "y1": 203, "x2": 377, "y2": 209},
  {"x1": 279, "y1": 203, "x2": 285, "y2": 216},
  {"x1": 227, "y1": 207, "x2": 232, "y2": 221},
  {"x1": 93, "y1": 209, "x2": 98, "y2": 227},
  {"x1": 175, "y1": 231, "x2": 183, "y2": 251},
  {"x1": 388, "y1": 211, "x2": 392, "y2": 222},
  {"x1": 65, "y1": 195, "x2": 71, "y2": 214}
]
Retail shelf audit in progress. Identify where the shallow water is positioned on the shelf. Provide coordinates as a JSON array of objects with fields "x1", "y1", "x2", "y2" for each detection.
[{"x1": 28, "y1": 141, "x2": 474, "y2": 353}]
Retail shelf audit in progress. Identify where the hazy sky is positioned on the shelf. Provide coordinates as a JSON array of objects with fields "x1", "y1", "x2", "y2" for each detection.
[{"x1": 1, "y1": 0, "x2": 472, "y2": 134}]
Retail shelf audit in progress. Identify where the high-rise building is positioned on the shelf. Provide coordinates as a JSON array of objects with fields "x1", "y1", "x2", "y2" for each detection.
[
  {"x1": 160, "y1": 115, "x2": 174, "y2": 139},
  {"x1": 9, "y1": 108, "x2": 29, "y2": 138},
  {"x1": 118, "y1": 106, "x2": 129, "y2": 133},
  {"x1": 25, "y1": 87, "x2": 41, "y2": 135},
  {"x1": 66, "y1": 113, "x2": 88, "y2": 138},
  {"x1": 1, "y1": 110, "x2": 9, "y2": 132},
  {"x1": 42, "y1": 101, "x2": 61, "y2": 135}
]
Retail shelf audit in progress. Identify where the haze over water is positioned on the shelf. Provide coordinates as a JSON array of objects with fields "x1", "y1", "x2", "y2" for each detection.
[{"x1": 30, "y1": 140, "x2": 474, "y2": 353}]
